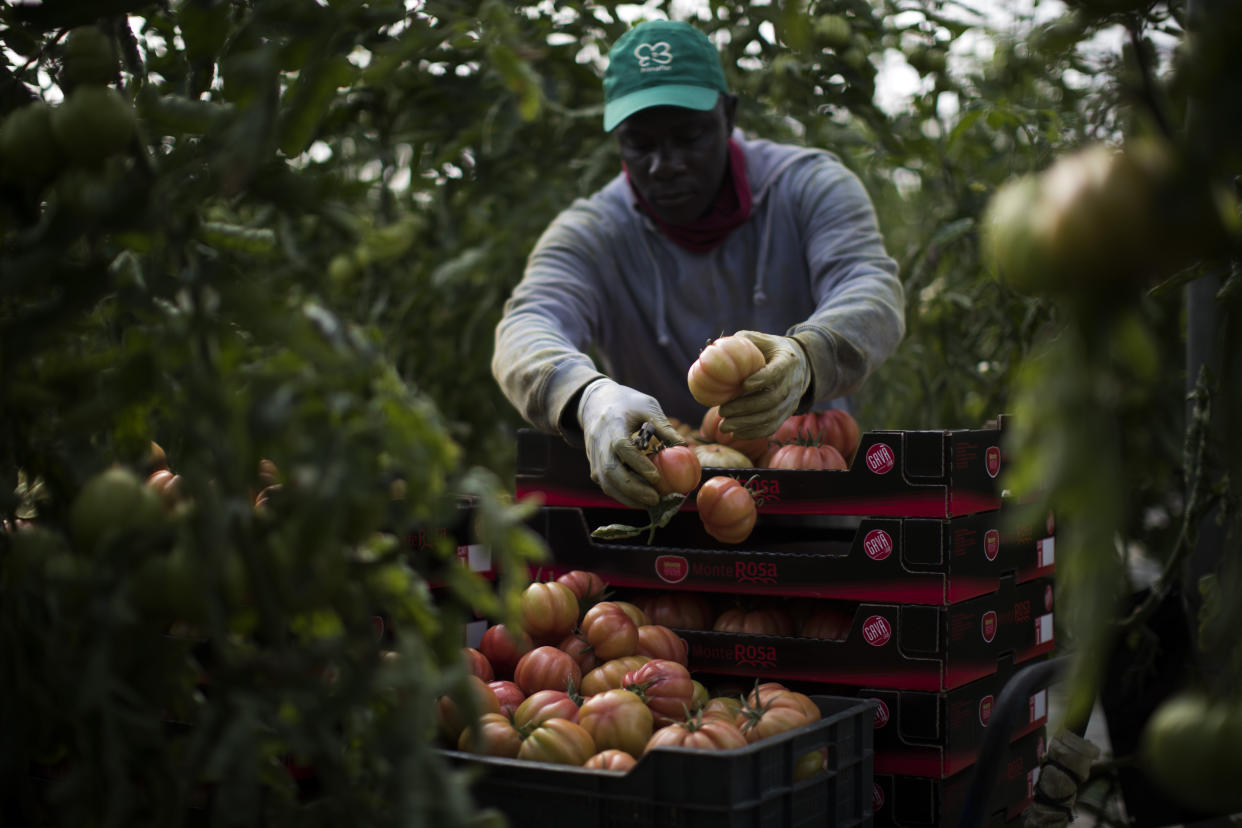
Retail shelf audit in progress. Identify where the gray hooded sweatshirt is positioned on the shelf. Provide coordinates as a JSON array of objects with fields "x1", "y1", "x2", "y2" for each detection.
[{"x1": 492, "y1": 133, "x2": 905, "y2": 436}]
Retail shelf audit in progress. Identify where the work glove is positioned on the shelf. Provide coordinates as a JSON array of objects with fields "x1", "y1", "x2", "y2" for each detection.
[
  {"x1": 577, "y1": 378, "x2": 685, "y2": 509},
  {"x1": 718, "y1": 330, "x2": 812, "y2": 439}
]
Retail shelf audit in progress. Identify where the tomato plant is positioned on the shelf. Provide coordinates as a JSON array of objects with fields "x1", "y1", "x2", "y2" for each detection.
[
  {"x1": 651, "y1": 445, "x2": 702, "y2": 497},
  {"x1": 686, "y1": 335, "x2": 766, "y2": 407},
  {"x1": 517, "y1": 718, "x2": 597, "y2": 766},
  {"x1": 513, "y1": 645, "x2": 582, "y2": 696},
  {"x1": 520, "y1": 581, "x2": 580, "y2": 643},
  {"x1": 696, "y1": 476, "x2": 758, "y2": 544},
  {"x1": 577, "y1": 688, "x2": 654, "y2": 758},
  {"x1": 581, "y1": 601, "x2": 639, "y2": 661}
]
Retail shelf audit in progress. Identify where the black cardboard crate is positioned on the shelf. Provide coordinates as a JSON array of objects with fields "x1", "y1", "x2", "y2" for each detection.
[
  {"x1": 872, "y1": 726, "x2": 1045, "y2": 827},
  {"x1": 673, "y1": 576, "x2": 1055, "y2": 692},
  {"x1": 515, "y1": 421, "x2": 1008, "y2": 519},
  {"x1": 443, "y1": 695, "x2": 874, "y2": 828},
  {"x1": 527, "y1": 504, "x2": 1055, "y2": 605}
]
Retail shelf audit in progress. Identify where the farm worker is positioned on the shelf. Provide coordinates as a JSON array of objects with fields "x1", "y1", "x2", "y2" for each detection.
[{"x1": 492, "y1": 19, "x2": 905, "y2": 509}]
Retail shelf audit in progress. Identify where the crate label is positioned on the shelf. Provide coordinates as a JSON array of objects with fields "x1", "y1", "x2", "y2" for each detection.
[
  {"x1": 1029, "y1": 689, "x2": 1047, "y2": 723},
  {"x1": 654, "y1": 555, "x2": 689, "y2": 584},
  {"x1": 986, "y1": 445, "x2": 1001, "y2": 478},
  {"x1": 1035, "y1": 613, "x2": 1054, "y2": 645},
  {"x1": 865, "y1": 443, "x2": 896, "y2": 475},
  {"x1": 981, "y1": 610, "x2": 998, "y2": 643},
  {"x1": 459, "y1": 544, "x2": 491, "y2": 572},
  {"x1": 862, "y1": 615, "x2": 893, "y2": 647},
  {"x1": 734, "y1": 641, "x2": 778, "y2": 669},
  {"x1": 979, "y1": 694, "x2": 994, "y2": 726},
  {"x1": 863, "y1": 529, "x2": 893, "y2": 561},
  {"x1": 984, "y1": 528, "x2": 1000, "y2": 561},
  {"x1": 869, "y1": 697, "x2": 890, "y2": 728},
  {"x1": 1037, "y1": 537, "x2": 1055, "y2": 568},
  {"x1": 873, "y1": 783, "x2": 885, "y2": 811}
]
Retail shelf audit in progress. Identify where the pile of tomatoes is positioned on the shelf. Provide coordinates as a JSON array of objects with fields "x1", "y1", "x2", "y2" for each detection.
[{"x1": 438, "y1": 570, "x2": 830, "y2": 776}]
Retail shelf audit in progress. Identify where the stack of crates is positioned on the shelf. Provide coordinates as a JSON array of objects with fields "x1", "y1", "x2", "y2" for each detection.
[{"x1": 514, "y1": 415, "x2": 1057, "y2": 827}]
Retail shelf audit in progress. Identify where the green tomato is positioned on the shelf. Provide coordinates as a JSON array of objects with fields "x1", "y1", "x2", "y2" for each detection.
[
  {"x1": 51, "y1": 86, "x2": 137, "y2": 167},
  {"x1": 814, "y1": 15, "x2": 852, "y2": 50},
  {"x1": 60, "y1": 26, "x2": 118, "y2": 89},
  {"x1": 69, "y1": 466, "x2": 165, "y2": 553},
  {"x1": 1140, "y1": 691, "x2": 1242, "y2": 815},
  {"x1": 0, "y1": 101, "x2": 64, "y2": 184}
]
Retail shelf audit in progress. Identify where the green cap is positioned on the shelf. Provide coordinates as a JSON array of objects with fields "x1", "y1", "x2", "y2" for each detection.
[{"x1": 603, "y1": 20, "x2": 728, "y2": 132}]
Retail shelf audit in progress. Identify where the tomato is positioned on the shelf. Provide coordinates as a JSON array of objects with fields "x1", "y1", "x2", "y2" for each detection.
[
  {"x1": 713, "y1": 607, "x2": 794, "y2": 636},
  {"x1": 146, "y1": 469, "x2": 185, "y2": 510},
  {"x1": 70, "y1": 466, "x2": 165, "y2": 553},
  {"x1": 577, "y1": 688, "x2": 654, "y2": 758},
  {"x1": 581, "y1": 655, "x2": 650, "y2": 696},
  {"x1": 794, "y1": 749, "x2": 828, "y2": 781},
  {"x1": 60, "y1": 26, "x2": 118, "y2": 88},
  {"x1": 512, "y1": 689, "x2": 580, "y2": 729},
  {"x1": 693, "y1": 443, "x2": 753, "y2": 469},
  {"x1": 486, "y1": 680, "x2": 525, "y2": 718},
  {"x1": 520, "y1": 581, "x2": 580, "y2": 643},
  {"x1": 581, "y1": 601, "x2": 639, "y2": 661},
  {"x1": 815, "y1": 410, "x2": 862, "y2": 464},
  {"x1": 1140, "y1": 691, "x2": 1242, "y2": 815},
  {"x1": 513, "y1": 645, "x2": 582, "y2": 696},
  {"x1": 584, "y1": 749, "x2": 637, "y2": 772},
  {"x1": 0, "y1": 101, "x2": 63, "y2": 185},
  {"x1": 463, "y1": 647, "x2": 494, "y2": 682},
  {"x1": 436, "y1": 675, "x2": 502, "y2": 746},
  {"x1": 518, "y1": 718, "x2": 597, "y2": 766},
  {"x1": 555, "y1": 570, "x2": 607, "y2": 607},
  {"x1": 635, "y1": 624, "x2": 688, "y2": 666},
  {"x1": 479, "y1": 623, "x2": 533, "y2": 681},
  {"x1": 769, "y1": 413, "x2": 819, "y2": 446},
  {"x1": 699, "y1": 406, "x2": 770, "y2": 463},
  {"x1": 766, "y1": 442, "x2": 847, "y2": 470},
  {"x1": 635, "y1": 592, "x2": 715, "y2": 631},
  {"x1": 687, "y1": 335, "x2": 766, "y2": 407},
  {"x1": 611, "y1": 601, "x2": 649, "y2": 628},
  {"x1": 736, "y1": 686, "x2": 817, "y2": 743},
  {"x1": 623, "y1": 659, "x2": 696, "y2": 727},
  {"x1": 800, "y1": 604, "x2": 853, "y2": 640},
  {"x1": 689, "y1": 680, "x2": 711, "y2": 713},
  {"x1": 51, "y1": 86, "x2": 136, "y2": 166},
  {"x1": 652, "y1": 445, "x2": 702, "y2": 496},
  {"x1": 696, "y1": 476, "x2": 757, "y2": 545},
  {"x1": 701, "y1": 696, "x2": 743, "y2": 723},
  {"x1": 557, "y1": 632, "x2": 599, "y2": 675},
  {"x1": 457, "y1": 712, "x2": 522, "y2": 758},
  {"x1": 814, "y1": 14, "x2": 852, "y2": 49},
  {"x1": 645, "y1": 715, "x2": 748, "y2": 752}
]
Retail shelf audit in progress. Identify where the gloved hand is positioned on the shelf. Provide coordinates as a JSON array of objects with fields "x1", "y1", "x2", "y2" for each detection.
[
  {"x1": 577, "y1": 378, "x2": 686, "y2": 509},
  {"x1": 718, "y1": 330, "x2": 812, "y2": 439}
]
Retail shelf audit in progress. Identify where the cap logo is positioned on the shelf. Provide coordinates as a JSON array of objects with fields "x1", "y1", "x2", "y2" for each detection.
[{"x1": 634, "y1": 41, "x2": 674, "y2": 70}]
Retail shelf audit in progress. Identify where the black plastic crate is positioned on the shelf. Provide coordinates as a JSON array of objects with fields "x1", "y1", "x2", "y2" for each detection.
[{"x1": 442, "y1": 695, "x2": 874, "y2": 828}]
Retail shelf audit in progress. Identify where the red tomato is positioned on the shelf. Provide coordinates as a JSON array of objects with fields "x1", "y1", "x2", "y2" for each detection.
[
  {"x1": 645, "y1": 715, "x2": 748, "y2": 752},
  {"x1": 486, "y1": 680, "x2": 525, "y2": 718},
  {"x1": 463, "y1": 647, "x2": 494, "y2": 682},
  {"x1": 635, "y1": 624, "x2": 688, "y2": 666},
  {"x1": 652, "y1": 445, "x2": 702, "y2": 496},
  {"x1": 800, "y1": 604, "x2": 853, "y2": 640},
  {"x1": 518, "y1": 718, "x2": 597, "y2": 766},
  {"x1": 512, "y1": 688, "x2": 580, "y2": 729},
  {"x1": 457, "y1": 712, "x2": 522, "y2": 758},
  {"x1": 769, "y1": 413, "x2": 819, "y2": 445},
  {"x1": 479, "y1": 623, "x2": 533, "y2": 681},
  {"x1": 700, "y1": 406, "x2": 769, "y2": 462},
  {"x1": 766, "y1": 442, "x2": 847, "y2": 470},
  {"x1": 581, "y1": 602, "x2": 639, "y2": 661},
  {"x1": 696, "y1": 476, "x2": 757, "y2": 544},
  {"x1": 520, "y1": 581, "x2": 580, "y2": 643},
  {"x1": 635, "y1": 592, "x2": 715, "y2": 630},
  {"x1": 555, "y1": 570, "x2": 607, "y2": 606},
  {"x1": 513, "y1": 645, "x2": 582, "y2": 696},
  {"x1": 623, "y1": 658, "x2": 696, "y2": 727},
  {"x1": 436, "y1": 674, "x2": 501, "y2": 746},
  {"x1": 815, "y1": 409, "x2": 862, "y2": 464},
  {"x1": 557, "y1": 632, "x2": 600, "y2": 675},
  {"x1": 712, "y1": 607, "x2": 794, "y2": 636},
  {"x1": 581, "y1": 655, "x2": 650, "y2": 696},
  {"x1": 736, "y1": 687, "x2": 818, "y2": 743},
  {"x1": 686, "y1": 335, "x2": 766, "y2": 407},
  {"x1": 577, "y1": 688, "x2": 655, "y2": 758},
  {"x1": 584, "y1": 749, "x2": 637, "y2": 772}
]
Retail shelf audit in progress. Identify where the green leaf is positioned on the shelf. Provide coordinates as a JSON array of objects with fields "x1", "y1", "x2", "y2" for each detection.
[
  {"x1": 590, "y1": 523, "x2": 646, "y2": 540},
  {"x1": 277, "y1": 54, "x2": 355, "y2": 157}
]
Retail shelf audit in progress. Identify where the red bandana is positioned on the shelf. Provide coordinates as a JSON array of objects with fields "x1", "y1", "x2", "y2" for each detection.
[{"x1": 625, "y1": 139, "x2": 753, "y2": 253}]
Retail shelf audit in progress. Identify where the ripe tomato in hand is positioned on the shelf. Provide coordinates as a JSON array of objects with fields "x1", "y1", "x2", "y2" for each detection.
[
  {"x1": 577, "y1": 688, "x2": 654, "y2": 758},
  {"x1": 652, "y1": 445, "x2": 702, "y2": 496},
  {"x1": 520, "y1": 581, "x2": 580, "y2": 643},
  {"x1": 687, "y1": 335, "x2": 766, "y2": 407},
  {"x1": 513, "y1": 645, "x2": 582, "y2": 696},
  {"x1": 696, "y1": 476, "x2": 757, "y2": 544},
  {"x1": 581, "y1": 601, "x2": 639, "y2": 661}
]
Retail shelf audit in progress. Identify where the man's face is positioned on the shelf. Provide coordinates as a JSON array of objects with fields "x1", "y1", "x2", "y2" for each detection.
[{"x1": 615, "y1": 95, "x2": 737, "y2": 226}]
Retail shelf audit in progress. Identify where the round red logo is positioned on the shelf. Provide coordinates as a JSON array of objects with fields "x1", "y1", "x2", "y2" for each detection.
[
  {"x1": 873, "y1": 783, "x2": 885, "y2": 811},
  {"x1": 979, "y1": 694, "x2": 995, "y2": 726},
  {"x1": 985, "y1": 445, "x2": 1001, "y2": 478},
  {"x1": 654, "y1": 554, "x2": 689, "y2": 584},
  {"x1": 862, "y1": 614, "x2": 893, "y2": 647},
  {"x1": 863, "y1": 529, "x2": 893, "y2": 561},
  {"x1": 865, "y1": 443, "x2": 896, "y2": 475},
  {"x1": 984, "y1": 529, "x2": 1000, "y2": 562},
  {"x1": 870, "y1": 698, "x2": 890, "y2": 728},
  {"x1": 981, "y1": 610, "x2": 998, "y2": 643}
]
